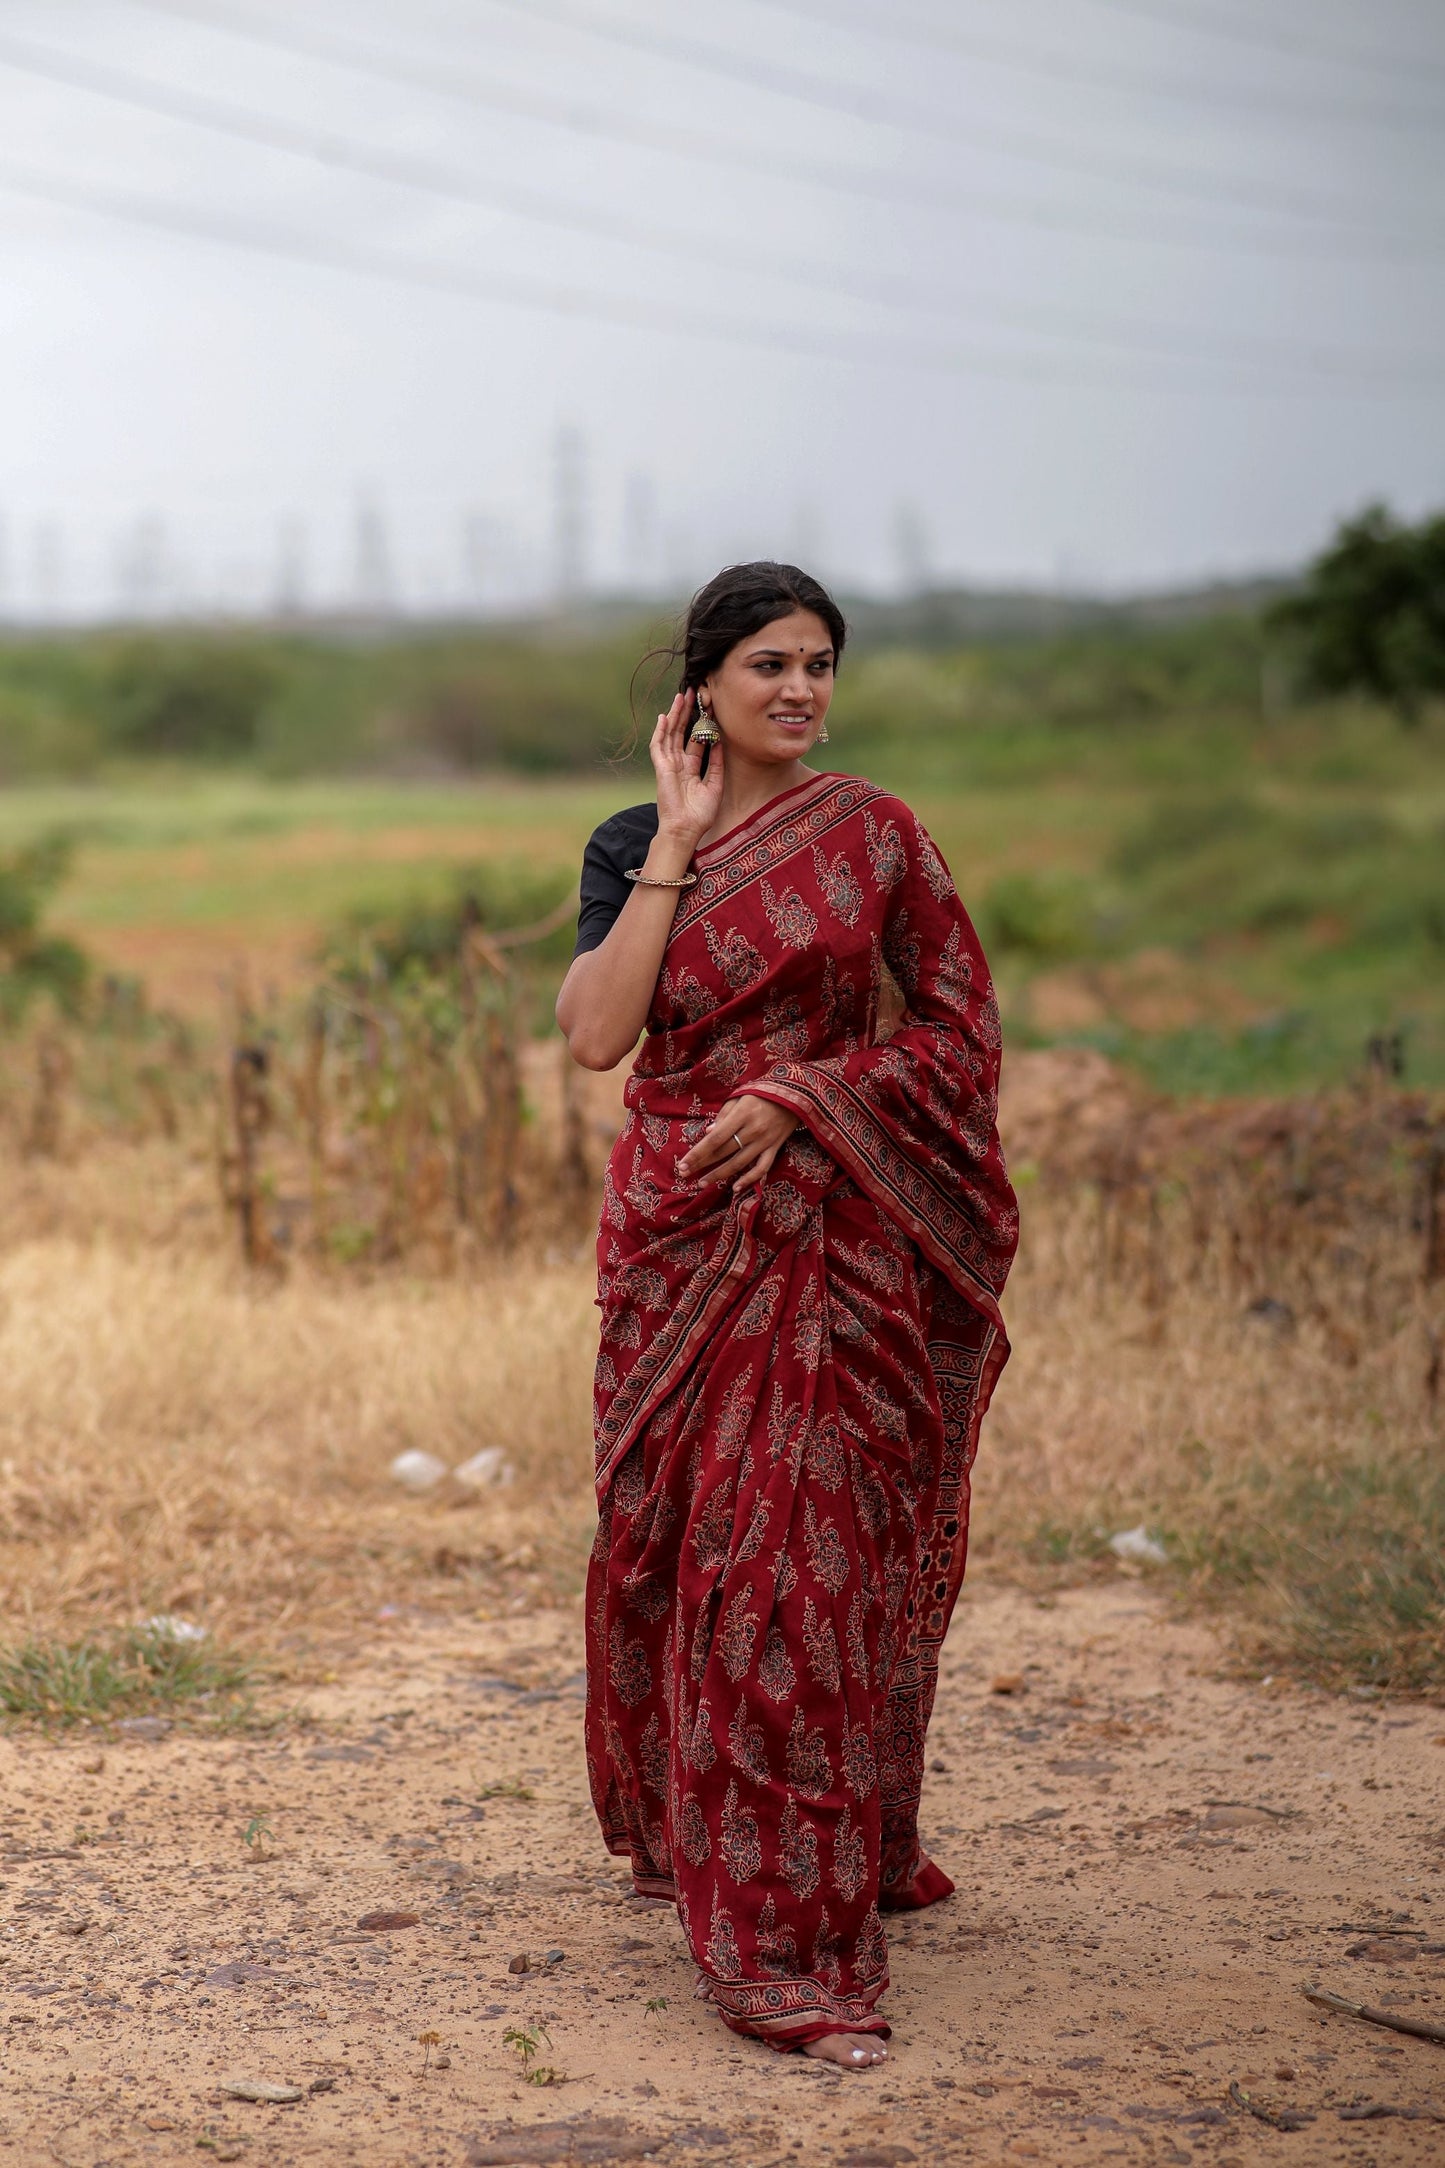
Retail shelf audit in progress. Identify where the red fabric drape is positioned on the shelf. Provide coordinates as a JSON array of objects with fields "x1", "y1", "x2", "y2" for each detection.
[{"x1": 585, "y1": 773, "x2": 1018, "y2": 2047}]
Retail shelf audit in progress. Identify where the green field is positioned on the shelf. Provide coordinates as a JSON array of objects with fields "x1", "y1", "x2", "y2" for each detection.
[
  {"x1": 1, "y1": 609, "x2": 1443, "y2": 1092},
  {"x1": 0, "y1": 760, "x2": 1440, "y2": 1095}
]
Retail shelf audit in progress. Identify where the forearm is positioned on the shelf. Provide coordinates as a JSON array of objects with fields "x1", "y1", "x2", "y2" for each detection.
[{"x1": 555, "y1": 827, "x2": 698, "y2": 1068}]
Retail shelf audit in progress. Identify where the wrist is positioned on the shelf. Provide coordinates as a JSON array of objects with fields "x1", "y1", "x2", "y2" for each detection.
[{"x1": 646, "y1": 830, "x2": 700, "y2": 871}]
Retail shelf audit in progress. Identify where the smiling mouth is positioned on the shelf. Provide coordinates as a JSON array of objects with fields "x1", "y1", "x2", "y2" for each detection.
[{"x1": 770, "y1": 711, "x2": 813, "y2": 723}]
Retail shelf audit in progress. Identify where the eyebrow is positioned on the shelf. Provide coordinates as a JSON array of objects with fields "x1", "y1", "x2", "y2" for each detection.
[{"x1": 746, "y1": 643, "x2": 835, "y2": 659}]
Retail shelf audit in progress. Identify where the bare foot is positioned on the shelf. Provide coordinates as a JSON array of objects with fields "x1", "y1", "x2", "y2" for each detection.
[{"x1": 802, "y1": 2032, "x2": 888, "y2": 2068}]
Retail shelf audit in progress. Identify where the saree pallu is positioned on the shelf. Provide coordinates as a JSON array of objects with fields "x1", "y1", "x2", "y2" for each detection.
[{"x1": 584, "y1": 772, "x2": 1018, "y2": 2047}]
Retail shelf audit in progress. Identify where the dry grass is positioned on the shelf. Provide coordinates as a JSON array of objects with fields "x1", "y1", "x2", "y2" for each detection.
[
  {"x1": 978, "y1": 1195, "x2": 1444, "y2": 1689},
  {"x1": 0, "y1": 1235, "x2": 599, "y2": 1652},
  {"x1": 0, "y1": 1048, "x2": 1440, "y2": 1695}
]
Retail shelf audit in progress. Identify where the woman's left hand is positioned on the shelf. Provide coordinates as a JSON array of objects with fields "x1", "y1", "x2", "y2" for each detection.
[{"x1": 678, "y1": 1094, "x2": 800, "y2": 1193}]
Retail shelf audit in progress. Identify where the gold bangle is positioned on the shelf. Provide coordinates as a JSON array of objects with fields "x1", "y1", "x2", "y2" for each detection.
[{"x1": 625, "y1": 867, "x2": 698, "y2": 889}]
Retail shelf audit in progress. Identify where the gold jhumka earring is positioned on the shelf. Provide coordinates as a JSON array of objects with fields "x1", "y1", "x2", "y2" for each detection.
[{"x1": 691, "y1": 696, "x2": 721, "y2": 746}]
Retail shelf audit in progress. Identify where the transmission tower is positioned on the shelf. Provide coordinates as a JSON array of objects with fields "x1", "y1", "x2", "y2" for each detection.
[
  {"x1": 115, "y1": 514, "x2": 169, "y2": 619},
  {"x1": 353, "y1": 494, "x2": 395, "y2": 618},
  {"x1": 893, "y1": 501, "x2": 932, "y2": 597},
  {"x1": 32, "y1": 520, "x2": 64, "y2": 621},
  {"x1": 273, "y1": 516, "x2": 308, "y2": 619},
  {"x1": 552, "y1": 426, "x2": 587, "y2": 607},
  {"x1": 463, "y1": 510, "x2": 502, "y2": 617},
  {"x1": 622, "y1": 471, "x2": 658, "y2": 596}
]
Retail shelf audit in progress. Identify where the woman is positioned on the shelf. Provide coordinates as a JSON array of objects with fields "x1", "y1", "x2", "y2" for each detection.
[{"x1": 557, "y1": 563, "x2": 1017, "y2": 2068}]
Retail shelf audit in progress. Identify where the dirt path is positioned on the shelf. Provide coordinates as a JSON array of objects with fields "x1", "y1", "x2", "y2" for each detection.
[{"x1": 3, "y1": 1582, "x2": 1443, "y2": 2167}]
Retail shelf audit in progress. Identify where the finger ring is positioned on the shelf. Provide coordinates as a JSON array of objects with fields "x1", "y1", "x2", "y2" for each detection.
[{"x1": 733, "y1": 1133, "x2": 744, "y2": 1149}]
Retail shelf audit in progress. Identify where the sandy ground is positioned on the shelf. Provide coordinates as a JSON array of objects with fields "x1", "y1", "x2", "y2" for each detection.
[{"x1": 3, "y1": 1582, "x2": 1443, "y2": 2168}]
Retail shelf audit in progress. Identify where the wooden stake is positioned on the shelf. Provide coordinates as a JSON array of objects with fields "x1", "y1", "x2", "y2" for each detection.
[
  {"x1": 1424, "y1": 1140, "x2": 1444, "y2": 1285},
  {"x1": 227, "y1": 1043, "x2": 273, "y2": 1268}
]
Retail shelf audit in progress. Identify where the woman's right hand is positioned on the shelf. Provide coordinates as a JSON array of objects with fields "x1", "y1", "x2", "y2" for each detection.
[{"x1": 651, "y1": 690, "x2": 723, "y2": 845}]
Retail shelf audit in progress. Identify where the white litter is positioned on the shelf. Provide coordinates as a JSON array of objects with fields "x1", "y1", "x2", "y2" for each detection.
[
  {"x1": 1108, "y1": 1525, "x2": 1169, "y2": 1567},
  {"x1": 389, "y1": 1449, "x2": 449, "y2": 1494},
  {"x1": 452, "y1": 1447, "x2": 515, "y2": 1490},
  {"x1": 143, "y1": 1614, "x2": 209, "y2": 1644},
  {"x1": 219, "y1": 2078, "x2": 304, "y2": 2104}
]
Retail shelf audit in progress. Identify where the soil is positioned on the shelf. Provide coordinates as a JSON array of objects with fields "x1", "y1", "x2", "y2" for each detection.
[{"x1": 3, "y1": 1581, "x2": 1443, "y2": 2167}]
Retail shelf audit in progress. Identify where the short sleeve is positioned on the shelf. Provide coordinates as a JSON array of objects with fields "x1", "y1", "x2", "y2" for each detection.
[{"x1": 574, "y1": 804, "x2": 660, "y2": 956}]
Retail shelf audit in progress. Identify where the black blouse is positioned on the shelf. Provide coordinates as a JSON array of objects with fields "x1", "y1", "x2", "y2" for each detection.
[{"x1": 573, "y1": 802, "x2": 661, "y2": 956}]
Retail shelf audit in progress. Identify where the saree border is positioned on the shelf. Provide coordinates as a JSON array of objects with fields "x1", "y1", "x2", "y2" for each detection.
[
  {"x1": 692, "y1": 770, "x2": 838, "y2": 867},
  {"x1": 675, "y1": 777, "x2": 885, "y2": 935},
  {"x1": 744, "y1": 1069, "x2": 1009, "y2": 1321},
  {"x1": 594, "y1": 1193, "x2": 759, "y2": 1491},
  {"x1": 878, "y1": 1296, "x2": 996, "y2": 1900},
  {"x1": 705, "y1": 1973, "x2": 890, "y2": 2048}
]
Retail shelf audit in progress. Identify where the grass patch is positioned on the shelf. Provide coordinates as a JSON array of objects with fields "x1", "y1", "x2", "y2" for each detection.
[
  {"x1": 0, "y1": 1623, "x2": 256, "y2": 1729},
  {"x1": 1189, "y1": 1454, "x2": 1445, "y2": 1694},
  {"x1": 1013, "y1": 1453, "x2": 1445, "y2": 1695},
  {"x1": 1059, "y1": 1013, "x2": 1445, "y2": 1096},
  {"x1": 1023, "y1": 1520, "x2": 1115, "y2": 1570}
]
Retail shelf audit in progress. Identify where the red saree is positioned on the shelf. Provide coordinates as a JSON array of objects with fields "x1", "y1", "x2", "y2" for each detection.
[{"x1": 584, "y1": 772, "x2": 1018, "y2": 2048}]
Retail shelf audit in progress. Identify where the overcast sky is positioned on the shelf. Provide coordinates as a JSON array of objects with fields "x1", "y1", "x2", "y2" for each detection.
[{"x1": 0, "y1": 0, "x2": 1442, "y2": 616}]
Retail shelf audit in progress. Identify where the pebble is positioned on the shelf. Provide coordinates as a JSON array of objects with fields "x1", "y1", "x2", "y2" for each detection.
[{"x1": 203, "y1": 1961, "x2": 283, "y2": 1989}]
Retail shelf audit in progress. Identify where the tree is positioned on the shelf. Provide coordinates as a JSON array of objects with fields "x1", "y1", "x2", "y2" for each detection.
[{"x1": 1270, "y1": 504, "x2": 1445, "y2": 724}]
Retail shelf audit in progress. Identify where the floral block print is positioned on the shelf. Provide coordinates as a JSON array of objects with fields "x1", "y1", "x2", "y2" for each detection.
[{"x1": 586, "y1": 774, "x2": 1016, "y2": 2049}]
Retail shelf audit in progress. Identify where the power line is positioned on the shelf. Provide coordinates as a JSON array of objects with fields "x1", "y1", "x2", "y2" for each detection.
[
  {"x1": 1081, "y1": 0, "x2": 1445, "y2": 95},
  {"x1": 1, "y1": 151, "x2": 1436, "y2": 399},
  {"x1": 474, "y1": 0, "x2": 1439, "y2": 235},
  {"x1": 124, "y1": 0, "x2": 1445, "y2": 265},
  {"x1": 751, "y1": 0, "x2": 1445, "y2": 131},
  {"x1": 9, "y1": 22, "x2": 1440, "y2": 383}
]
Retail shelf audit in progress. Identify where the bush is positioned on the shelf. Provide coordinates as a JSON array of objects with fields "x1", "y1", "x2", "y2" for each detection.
[
  {"x1": 978, "y1": 871, "x2": 1097, "y2": 960},
  {"x1": 375, "y1": 629, "x2": 646, "y2": 774},
  {"x1": 317, "y1": 862, "x2": 580, "y2": 1048},
  {"x1": 0, "y1": 834, "x2": 89, "y2": 1020},
  {"x1": 0, "y1": 684, "x2": 102, "y2": 780},
  {"x1": 102, "y1": 636, "x2": 281, "y2": 756}
]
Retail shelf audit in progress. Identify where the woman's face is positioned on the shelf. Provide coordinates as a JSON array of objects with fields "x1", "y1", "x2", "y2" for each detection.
[{"x1": 702, "y1": 608, "x2": 836, "y2": 765}]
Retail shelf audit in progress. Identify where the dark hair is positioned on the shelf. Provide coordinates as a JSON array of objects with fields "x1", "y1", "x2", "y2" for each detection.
[
  {"x1": 677, "y1": 561, "x2": 847, "y2": 693},
  {"x1": 628, "y1": 561, "x2": 847, "y2": 748}
]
